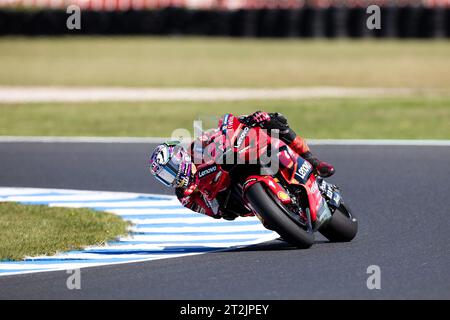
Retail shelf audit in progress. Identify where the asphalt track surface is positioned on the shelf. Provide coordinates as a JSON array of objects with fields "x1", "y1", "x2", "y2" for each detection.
[{"x1": 0, "y1": 142, "x2": 449, "y2": 299}]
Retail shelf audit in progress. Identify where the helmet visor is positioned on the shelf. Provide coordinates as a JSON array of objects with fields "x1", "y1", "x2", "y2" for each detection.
[{"x1": 154, "y1": 162, "x2": 179, "y2": 187}]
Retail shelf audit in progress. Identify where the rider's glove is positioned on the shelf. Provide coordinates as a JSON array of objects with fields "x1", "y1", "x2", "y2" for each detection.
[
  {"x1": 266, "y1": 112, "x2": 290, "y2": 133},
  {"x1": 242, "y1": 111, "x2": 271, "y2": 127},
  {"x1": 302, "y1": 151, "x2": 335, "y2": 178}
]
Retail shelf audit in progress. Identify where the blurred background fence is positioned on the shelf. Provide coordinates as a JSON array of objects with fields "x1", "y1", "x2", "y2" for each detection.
[{"x1": 0, "y1": 0, "x2": 449, "y2": 37}]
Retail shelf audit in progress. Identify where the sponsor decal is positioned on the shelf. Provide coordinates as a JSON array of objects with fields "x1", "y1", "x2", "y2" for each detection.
[
  {"x1": 198, "y1": 165, "x2": 217, "y2": 178},
  {"x1": 277, "y1": 191, "x2": 291, "y2": 202},
  {"x1": 297, "y1": 160, "x2": 312, "y2": 180},
  {"x1": 235, "y1": 126, "x2": 250, "y2": 148},
  {"x1": 326, "y1": 189, "x2": 334, "y2": 199}
]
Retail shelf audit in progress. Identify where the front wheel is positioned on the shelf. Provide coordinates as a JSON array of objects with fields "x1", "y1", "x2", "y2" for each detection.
[
  {"x1": 319, "y1": 203, "x2": 358, "y2": 242},
  {"x1": 246, "y1": 182, "x2": 314, "y2": 249}
]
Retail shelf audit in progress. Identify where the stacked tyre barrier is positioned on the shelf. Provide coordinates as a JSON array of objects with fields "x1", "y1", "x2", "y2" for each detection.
[{"x1": 0, "y1": 6, "x2": 448, "y2": 38}]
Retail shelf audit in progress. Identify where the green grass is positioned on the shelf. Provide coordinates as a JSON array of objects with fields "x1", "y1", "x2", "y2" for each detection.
[
  {"x1": 0, "y1": 202, "x2": 130, "y2": 261},
  {"x1": 1, "y1": 97, "x2": 449, "y2": 139},
  {"x1": 0, "y1": 37, "x2": 449, "y2": 89}
]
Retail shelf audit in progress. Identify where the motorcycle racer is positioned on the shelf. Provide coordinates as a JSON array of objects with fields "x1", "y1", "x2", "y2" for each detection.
[{"x1": 149, "y1": 111, "x2": 335, "y2": 221}]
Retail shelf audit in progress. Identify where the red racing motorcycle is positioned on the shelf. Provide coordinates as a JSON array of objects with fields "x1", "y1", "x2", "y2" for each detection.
[{"x1": 191, "y1": 114, "x2": 358, "y2": 248}]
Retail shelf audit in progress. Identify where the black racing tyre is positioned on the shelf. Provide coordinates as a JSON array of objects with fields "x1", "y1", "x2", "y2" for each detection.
[
  {"x1": 246, "y1": 182, "x2": 314, "y2": 249},
  {"x1": 319, "y1": 203, "x2": 358, "y2": 242}
]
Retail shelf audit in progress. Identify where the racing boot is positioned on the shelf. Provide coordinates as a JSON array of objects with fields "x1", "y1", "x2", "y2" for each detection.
[
  {"x1": 299, "y1": 150, "x2": 335, "y2": 178},
  {"x1": 288, "y1": 136, "x2": 335, "y2": 178}
]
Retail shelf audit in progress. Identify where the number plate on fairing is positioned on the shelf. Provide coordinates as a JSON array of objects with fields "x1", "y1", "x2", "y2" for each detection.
[
  {"x1": 318, "y1": 179, "x2": 342, "y2": 209},
  {"x1": 329, "y1": 191, "x2": 342, "y2": 208}
]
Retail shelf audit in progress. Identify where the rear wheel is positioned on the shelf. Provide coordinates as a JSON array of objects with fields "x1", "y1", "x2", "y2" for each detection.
[
  {"x1": 319, "y1": 203, "x2": 358, "y2": 242},
  {"x1": 246, "y1": 183, "x2": 314, "y2": 249}
]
